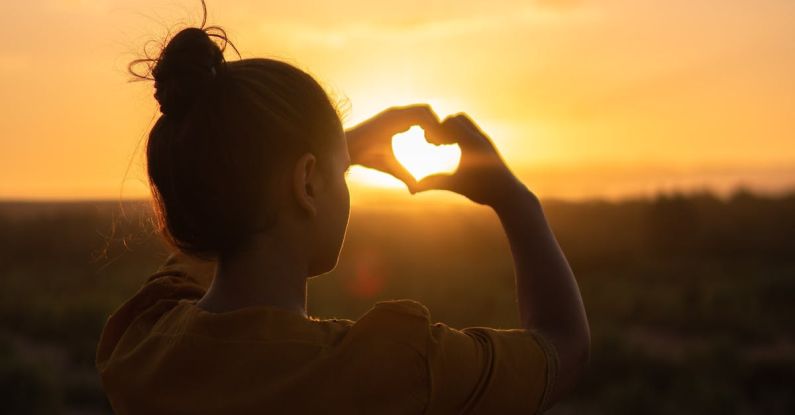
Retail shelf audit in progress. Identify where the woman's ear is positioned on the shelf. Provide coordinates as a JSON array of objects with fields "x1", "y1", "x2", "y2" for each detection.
[{"x1": 292, "y1": 152, "x2": 318, "y2": 217}]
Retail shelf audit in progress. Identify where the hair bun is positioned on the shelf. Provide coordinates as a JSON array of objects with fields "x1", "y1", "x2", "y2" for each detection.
[{"x1": 152, "y1": 27, "x2": 224, "y2": 117}]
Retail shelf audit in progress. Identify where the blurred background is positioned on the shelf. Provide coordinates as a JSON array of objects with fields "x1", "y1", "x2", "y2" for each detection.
[{"x1": 1, "y1": 0, "x2": 793, "y2": 413}]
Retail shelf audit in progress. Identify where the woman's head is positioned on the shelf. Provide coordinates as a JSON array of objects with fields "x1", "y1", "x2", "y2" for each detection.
[{"x1": 134, "y1": 25, "x2": 350, "y2": 272}]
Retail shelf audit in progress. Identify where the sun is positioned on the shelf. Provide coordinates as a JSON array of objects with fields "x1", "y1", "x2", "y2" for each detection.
[{"x1": 391, "y1": 126, "x2": 461, "y2": 181}]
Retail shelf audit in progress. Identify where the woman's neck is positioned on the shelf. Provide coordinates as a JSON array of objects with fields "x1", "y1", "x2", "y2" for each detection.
[{"x1": 196, "y1": 233, "x2": 309, "y2": 318}]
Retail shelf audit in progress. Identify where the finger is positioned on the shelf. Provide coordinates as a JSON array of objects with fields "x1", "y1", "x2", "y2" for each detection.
[
  {"x1": 390, "y1": 104, "x2": 444, "y2": 137},
  {"x1": 413, "y1": 173, "x2": 455, "y2": 194},
  {"x1": 422, "y1": 119, "x2": 456, "y2": 146},
  {"x1": 386, "y1": 160, "x2": 419, "y2": 193},
  {"x1": 445, "y1": 114, "x2": 495, "y2": 152},
  {"x1": 400, "y1": 105, "x2": 449, "y2": 145},
  {"x1": 437, "y1": 115, "x2": 481, "y2": 152},
  {"x1": 452, "y1": 113, "x2": 487, "y2": 138}
]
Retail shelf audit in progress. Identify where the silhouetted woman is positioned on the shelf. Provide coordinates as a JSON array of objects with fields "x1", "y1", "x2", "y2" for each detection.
[{"x1": 95, "y1": 6, "x2": 590, "y2": 414}]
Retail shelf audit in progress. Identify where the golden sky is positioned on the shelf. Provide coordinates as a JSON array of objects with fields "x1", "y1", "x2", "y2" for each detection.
[{"x1": 1, "y1": 0, "x2": 793, "y2": 202}]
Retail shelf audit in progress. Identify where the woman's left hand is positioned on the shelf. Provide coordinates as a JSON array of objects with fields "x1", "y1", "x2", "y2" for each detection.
[{"x1": 345, "y1": 104, "x2": 445, "y2": 193}]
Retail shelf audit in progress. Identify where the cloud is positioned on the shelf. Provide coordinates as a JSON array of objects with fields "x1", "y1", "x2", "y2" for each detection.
[
  {"x1": 259, "y1": 5, "x2": 597, "y2": 48},
  {"x1": 534, "y1": 0, "x2": 583, "y2": 9}
]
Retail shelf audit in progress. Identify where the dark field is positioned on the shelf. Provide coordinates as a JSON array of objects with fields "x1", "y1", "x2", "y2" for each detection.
[{"x1": 1, "y1": 189, "x2": 793, "y2": 414}]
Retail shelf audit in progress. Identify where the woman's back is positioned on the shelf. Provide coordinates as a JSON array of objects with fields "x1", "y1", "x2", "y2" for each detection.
[{"x1": 96, "y1": 252, "x2": 556, "y2": 414}]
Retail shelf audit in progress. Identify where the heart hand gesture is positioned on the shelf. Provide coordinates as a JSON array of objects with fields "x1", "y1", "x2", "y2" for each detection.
[
  {"x1": 347, "y1": 105, "x2": 525, "y2": 209},
  {"x1": 345, "y1": 104, "x2": 446, "y2": 193}
]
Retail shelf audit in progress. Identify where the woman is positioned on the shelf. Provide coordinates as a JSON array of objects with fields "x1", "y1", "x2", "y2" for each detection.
[{"x1": 95, "y1": 9, "x2": 590, "y2": 415}]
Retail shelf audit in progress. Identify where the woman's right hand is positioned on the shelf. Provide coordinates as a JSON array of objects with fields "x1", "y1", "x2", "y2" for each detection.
[{"x1": 413, "y1": 113, "x2": 527, "y2": 209}]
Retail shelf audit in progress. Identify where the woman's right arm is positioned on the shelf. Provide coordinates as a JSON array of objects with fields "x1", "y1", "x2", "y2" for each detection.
[
  {"x1": 413, "y1": 114, "x2": 591, "y2": 408},
  {"x1": 491, "y1": 182, "x2": 590, "y2": 407}
]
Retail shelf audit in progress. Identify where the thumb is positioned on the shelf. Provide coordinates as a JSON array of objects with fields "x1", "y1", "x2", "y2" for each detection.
[
  {"x1": 388, "y1": 164, "x2": 419, "y2": 194},
  {"x1": 413, "y1": 173, "x2": 455, "y2": 194}
]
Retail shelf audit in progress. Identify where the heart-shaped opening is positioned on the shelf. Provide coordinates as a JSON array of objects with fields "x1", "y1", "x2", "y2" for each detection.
[{"x1": 391, "y1": 126, "x2": 461, "y2": 181}]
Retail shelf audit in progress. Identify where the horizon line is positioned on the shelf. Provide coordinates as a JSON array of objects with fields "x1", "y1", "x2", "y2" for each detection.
[{"x1": 1, "y1": 184, "x2": 793, "y2": 205}]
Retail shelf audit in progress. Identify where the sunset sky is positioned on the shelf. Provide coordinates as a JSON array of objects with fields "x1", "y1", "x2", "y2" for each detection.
[{"x1": 1, "y1": 0, "x2": 793, "y2": 203}]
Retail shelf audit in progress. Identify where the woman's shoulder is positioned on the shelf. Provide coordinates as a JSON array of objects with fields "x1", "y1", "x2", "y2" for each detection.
[
  {"x1": 95, "y1": 252, "x2": 212, "y2": 369},
  {"x1": 371, "y1": 298, "x2": 431, "y2": 320},
  {"x1": 323, "y1": 299, "x2": 434, "y2": 357}
]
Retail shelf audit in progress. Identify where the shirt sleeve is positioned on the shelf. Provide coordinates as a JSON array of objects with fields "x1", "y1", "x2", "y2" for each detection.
[
  {"x1": 424, "y1": 321, "x2": 559, "y2": 414},
  {"x1": 369, "y1": 299, "x2": 558, "y2": 414}
]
